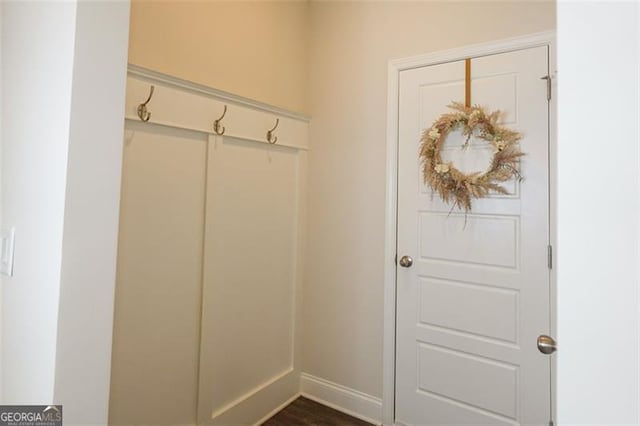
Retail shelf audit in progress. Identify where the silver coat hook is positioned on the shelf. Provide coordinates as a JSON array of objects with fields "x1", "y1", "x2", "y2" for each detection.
[
  {"x1": 213, "y1": 105, "x2": 227, "y2": 135},
  {"x1": 266, "y1": 118, "x2": 279, "y2": 144},
  {"x1": 137, "y1": 85, "x2": 154, "y2": 122}
]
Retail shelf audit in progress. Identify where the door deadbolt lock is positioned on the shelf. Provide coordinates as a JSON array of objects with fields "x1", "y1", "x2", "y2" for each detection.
[
  {"x1": 537, "y1": 335, "x2": 557, "y2": 355},
  {"x1": 399, "y1": 255, "x2": 413, "y2": 268}
]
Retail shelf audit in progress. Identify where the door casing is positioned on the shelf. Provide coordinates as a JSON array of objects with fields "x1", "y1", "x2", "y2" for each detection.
[{"x1": 383, "y1": 31, "x2": 557, "y2": 425}]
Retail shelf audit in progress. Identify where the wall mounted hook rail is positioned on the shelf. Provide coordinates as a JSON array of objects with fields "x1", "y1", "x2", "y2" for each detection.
[
  {"x1": 266, "y1": 118, "x2": 279, "y2": 144},
  {"x1": 137, "y1": 85, "x2": 154, "y2": 122},
  {"x1": 213, "y1": 105, "x2": 228, "y2": 135}
]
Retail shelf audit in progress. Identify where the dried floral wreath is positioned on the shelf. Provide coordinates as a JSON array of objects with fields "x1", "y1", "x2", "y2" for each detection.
[{"x1": 419, "y1": 102, "x2": 524, "y2": 212}]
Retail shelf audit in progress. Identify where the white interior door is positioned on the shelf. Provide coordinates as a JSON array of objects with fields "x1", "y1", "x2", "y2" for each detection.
[{"x1": 395, "y1": 47, "x2": 551, "y2": 425}]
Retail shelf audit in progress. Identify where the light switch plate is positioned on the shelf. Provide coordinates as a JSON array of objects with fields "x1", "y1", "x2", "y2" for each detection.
[{"x1": 0, "y1": 227, "x2": 15, "y2": 277}]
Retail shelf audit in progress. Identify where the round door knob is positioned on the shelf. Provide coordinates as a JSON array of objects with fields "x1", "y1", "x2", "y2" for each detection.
[
  {"x1": 537, "y1": 335, "x2": 557, "y2": 354},
  {"x1": 399, "y1": 255, "x2": 413, "y2": 268}
]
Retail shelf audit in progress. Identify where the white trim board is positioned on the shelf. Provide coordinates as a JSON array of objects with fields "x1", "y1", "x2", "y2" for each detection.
[
  {"x1": 128, "y1": 64, "x2": 310, "y2": 122},
  {"x1": 383, "y1": 30, "x2": 557, "y2": 426},
  {"x1": 125, "y1": 65, "x2": 310, "y2": 151},
  {"x1": 388, "y1": 31, "x2": 554, "y2": 72},
  {"x1": 209, "y1": 368, "x2": 299, "y2": 425},
  {"x1": 252, "y1": 393, "x2": 301, "y2": 426},
  {"x1": 300, "y1": 373, "x2": 383, "y2": 425}
]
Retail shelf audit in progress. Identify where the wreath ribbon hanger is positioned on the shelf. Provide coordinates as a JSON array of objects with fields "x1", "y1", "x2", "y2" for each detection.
[
  {"x1": 465, "y1": 58, "x2": 471, "y2": 108},
  {"x1": 418, "y1": 58, "x2": 524, "y2": 213}
]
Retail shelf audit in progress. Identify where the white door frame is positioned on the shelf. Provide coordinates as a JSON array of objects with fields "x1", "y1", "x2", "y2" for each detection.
[{"x1": 383, "y1": 31, "x2": 557, "y2": 425}]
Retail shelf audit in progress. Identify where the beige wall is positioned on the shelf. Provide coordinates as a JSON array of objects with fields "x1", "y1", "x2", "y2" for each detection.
[
  {"x1": 304, "y1": 1, "x2": 555, "y2": 399},
  {"x1": 128, "y1": 0, "x2": 309, "y2": 113},
  {"x1": 126, "y1": 0, "x2": 555, "y2": 404}
]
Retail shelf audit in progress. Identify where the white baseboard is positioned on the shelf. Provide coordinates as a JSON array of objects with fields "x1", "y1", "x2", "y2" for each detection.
[
  {"x1": 300, "y1": 373, "x2": 383, "y2": 425},
  {"x1": 209, "y1": 369, "x2": 299, "y2": 425},
  {"x1": 252, "y1": 392, "x2": 301, "y2": 426}
]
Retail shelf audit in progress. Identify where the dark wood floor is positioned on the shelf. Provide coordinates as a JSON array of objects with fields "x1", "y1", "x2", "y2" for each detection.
[{"x1": 262, "y1": 397, "x2": 374, "y2": 426}]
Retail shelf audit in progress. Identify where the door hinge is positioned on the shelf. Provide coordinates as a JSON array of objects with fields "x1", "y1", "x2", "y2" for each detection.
[
  {"x1": 547, "y1": 245, "x2": 553, "y2": 269},
  {"x1": 541, "y1": 75, "x2": 551, "y2": 101},
  {"x1": 549, "y1": 420, "x2": 554, "y2": 426}
]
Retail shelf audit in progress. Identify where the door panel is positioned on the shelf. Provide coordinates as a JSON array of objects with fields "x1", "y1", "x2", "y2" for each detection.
[
  {"x1": 417, "y1": 342, "x2": 519, "y2": 419},
  {"x1": 419, "y1": 277, "x2": 519, "y2": 343},
  {"x1": 395, "y1": 47, "x2": 550, "y2": 425}
]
